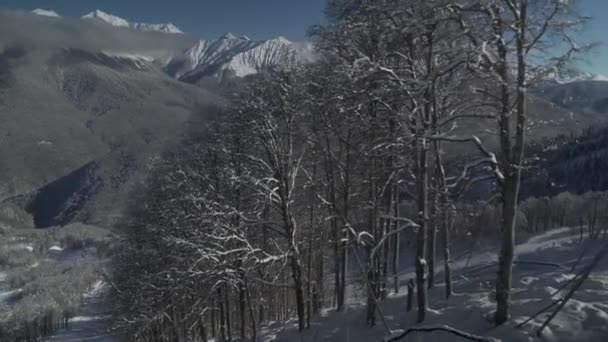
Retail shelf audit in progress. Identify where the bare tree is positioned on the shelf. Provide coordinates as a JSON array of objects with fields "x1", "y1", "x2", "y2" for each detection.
[{"x1": 456, "y1": 0, "x2": 590, "y2": 324}]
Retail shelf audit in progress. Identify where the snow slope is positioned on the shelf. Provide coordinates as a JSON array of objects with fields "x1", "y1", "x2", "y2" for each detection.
[{"x1": 263, "y1": 227, "x2": 608, "y2": 341}]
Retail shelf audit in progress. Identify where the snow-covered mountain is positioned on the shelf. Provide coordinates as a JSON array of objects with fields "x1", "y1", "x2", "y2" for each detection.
[
  {"x1": 132, "y1": 22, "x2": 183, "y2": 34},
  {"x1": 31, "y1": 8, "x2": 61, "y2": 17},
  {"x1": 82, "y1": 9, "x2": 130, "y2": 28},
  {"x1": 29, "y1": 8, "x2": 313, "y2": 80},
  {"x1": 544, "y1": 69, "x2": 608, "y2": 84},
  {"x1": 164, "y1": 33, "x2": 315, "y2": 82},
  {"x1": 82, "y1": 9, "x2": 183, "y2": 34}
]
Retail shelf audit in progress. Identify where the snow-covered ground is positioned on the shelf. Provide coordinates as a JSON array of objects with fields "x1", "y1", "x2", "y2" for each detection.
[
  {"x1": 43, "y1": 247, "x2": 116, "y2": 341},
  {"x1": 46, "y1": 281, "x2": 116, "y2": 342},
  {"x1": 1, "y1": 241, "x2": 114, "y2": 341},
  {"x1": 262, "y1": 227, "x2": 608, "y2": 341}
]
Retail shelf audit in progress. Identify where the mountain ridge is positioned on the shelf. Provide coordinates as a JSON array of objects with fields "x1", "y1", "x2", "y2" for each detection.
[
  {"x1": 164, "y1": 34, "x2": 315, "y2": 83},
  {"x1": 543, "y1": 69, "x2": 608, "y2": 85},
  {"x1": 82, "y1": 9, "x2": 184, "y2": 34}
]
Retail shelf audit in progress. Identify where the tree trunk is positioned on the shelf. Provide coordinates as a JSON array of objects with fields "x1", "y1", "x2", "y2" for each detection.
[
  {"x1": 442, "y1": 205, "x2": 453, "y2": 298},
  {"x1": 428, "y1": 183, "x2": 438, "y2": 290},
  {"x1": 224, "y1": 285, "x2": 232, "y2": 342},
  {"x1": 199, "y1": 318, "x2": 208, "y2": 342},
  {"x1": 239, "y1": 282, "x2": 246, "y2": 340},
  {"x1": 495, "y1": 2, "x2": 527, "y2": 325},
  {"x1": 218, "y1": 288, "x2": 227, "y2": 342},
  {"x1": 495, "y1": 177, "x2": 518, "y2": 324},
  {"x1": 407, "y1": 279, "x2": 414, "y2": 312},
  {"x1": 245, "y1": 280, "x2": 257, "y2": 342},
  {"x1": 415, "y1": 137, "x2": 429, "y2": 322},
  {"x1": 290, "y1": 254, "x2": 307, "y2": 332},
  {"x1": 211, "y1": 298, "x2": 217, "y2": 339}
]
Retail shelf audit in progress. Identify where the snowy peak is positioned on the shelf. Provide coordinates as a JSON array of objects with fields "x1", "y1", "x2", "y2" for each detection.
[
  {"x1": 165, "y1": 34, "x2": 315, "y2": 82},
  {"x1": 82, "y1": 9, "x2": 130, "y2": 28},
  {"x1": 31, "y1": 8, "x2": 61, "y2": 18},
  {"x1": 133, "y1": 22, "x2": 183, "y2": 34},
  {"x1": 82, "y1": 9, "x2": 183, "y2": 34},
  {"x1": 545, "y1": 69, "x2": 608, "y2": 84},
  {"x1": 272, "y1": 36, "x2": 292, "y2": 45},
  {"x1": 221, "y1": 32, "x2": 238, "y2": 40}
]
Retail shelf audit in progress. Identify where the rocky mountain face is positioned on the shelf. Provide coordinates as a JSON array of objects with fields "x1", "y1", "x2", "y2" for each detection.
[{"x1": 164, "y1": 34, "x2": 315, "y2": 83}]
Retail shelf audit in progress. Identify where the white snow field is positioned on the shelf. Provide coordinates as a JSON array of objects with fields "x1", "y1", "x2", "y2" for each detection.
[{"x1": 262, "y1": 227, "x2": 608, "y2": 342}]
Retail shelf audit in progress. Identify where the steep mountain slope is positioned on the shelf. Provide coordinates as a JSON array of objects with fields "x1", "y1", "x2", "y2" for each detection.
[
  {"x1": 165, "y1": 34, "x2": 315, "y2": 83},
  {"x1": 0, "y1": 10, "x2": 222, "y2": 228}
]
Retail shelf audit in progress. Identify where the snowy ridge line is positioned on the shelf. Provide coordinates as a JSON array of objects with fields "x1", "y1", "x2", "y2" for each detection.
[
  {"x1": 165, "y1": 34, "x2": 315, "y2": 80},
  {"x1": 81, "y1": 9, "x2": 184, "y2": 34}
]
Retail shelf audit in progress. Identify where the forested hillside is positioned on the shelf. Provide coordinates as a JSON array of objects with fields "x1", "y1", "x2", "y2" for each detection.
[
  {"x1": 107, "y1": 1, "x2": 608, "y2": 342},
  {"x1": 523, "y1": 126, "x2": 608, "y2": 198}
]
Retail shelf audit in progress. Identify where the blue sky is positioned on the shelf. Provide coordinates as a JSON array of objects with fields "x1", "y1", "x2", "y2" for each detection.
[
  {"x1": 0, "y1": 0, "x2": 606, "y2": 74},
  {"x1": 0, "y1": 0, "x2": 326, "y2": 41},
  {"x1": 578, "y1": 0, "x2": 608, "y2": 74}
]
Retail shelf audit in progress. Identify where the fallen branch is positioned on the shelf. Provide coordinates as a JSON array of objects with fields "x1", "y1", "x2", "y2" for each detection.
[
  {"x1": 550, "y1": 273, "x2": 581, "y2": 297},
  {"x1": 514, "y1": 260, "x2": 565, "y2": 270},
  {"x1": 515, "y1": 298, "x2": 562, "y2": 328},
  {"x1": 383, "y1": 324, "x2": 500, "y2": 342},
  {"x1": 517, "y1": 270, "x2": 583, "y2": 328}
]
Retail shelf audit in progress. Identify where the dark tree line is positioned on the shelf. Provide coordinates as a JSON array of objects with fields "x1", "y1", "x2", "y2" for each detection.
[{"x1": 522, "y1": 126, "x2": 608, "y2": 198}]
